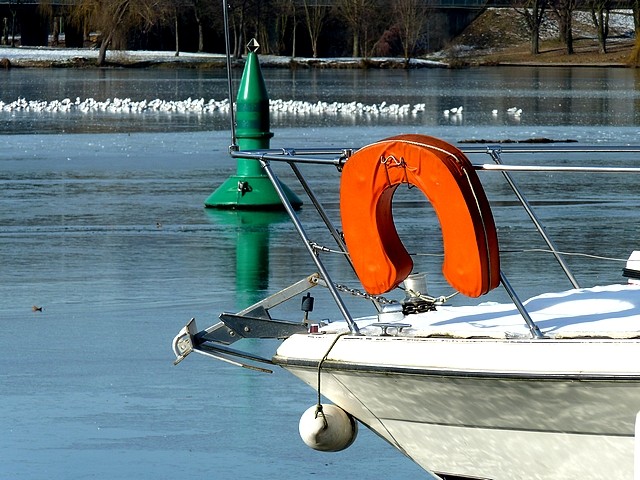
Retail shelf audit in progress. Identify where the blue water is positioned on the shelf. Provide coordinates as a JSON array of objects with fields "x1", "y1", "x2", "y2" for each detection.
[{"x1": 1, "y1": 67, "x2": 640, "y2": 480}]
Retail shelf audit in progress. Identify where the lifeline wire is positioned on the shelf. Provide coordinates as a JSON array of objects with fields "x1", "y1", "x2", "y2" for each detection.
[
  {"x1": 497, "y1": 249, "x2": 627, "y2": 263},
  {"x1": 410, "y1": 249, "x2": 628, "y2": 263}
]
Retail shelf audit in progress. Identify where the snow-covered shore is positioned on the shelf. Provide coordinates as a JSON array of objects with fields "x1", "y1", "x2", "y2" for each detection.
[
  {"x1": 0, "y1": 46, "x2": 446, "y2": 69},
  {"x1": 0, "y1": 46, "x2": 226, "y2": 67}
]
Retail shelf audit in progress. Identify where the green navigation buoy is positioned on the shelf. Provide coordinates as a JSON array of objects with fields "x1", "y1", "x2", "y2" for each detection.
[{"x1": 205, "y1": 39, "x2": 302, "y2": 210}]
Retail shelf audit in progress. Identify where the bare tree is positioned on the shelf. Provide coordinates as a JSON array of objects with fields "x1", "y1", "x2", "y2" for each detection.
[
  {"x1": 303, "y1": 0, "x2": 328, "y2": 58},
  {"x1": 51, "y1": 16, "x2": 60, "y2": 46},
  {"x1": 228, "y1": 0, "x2": 275, "y2": 57},
  {"x1": 272, "y1": 0, "x2": 295, "y2": 55},
  {"x1": 190, "y1": 0, "x2": 217, "y2": 52},
  {"x1": 228, "y1": 1, "x2": 243, "y2": 58},
  {"x1": 393, "y1": 0, "x2": 427, "y2": 63},
  {"x1": 8, "y1": 0, "x2": 19, "y2": 47},
  {"x1": 589, "y1": 0, "x2": 610, "y2": 54},
  {"x1": 253, "y1": 0, "x2": 273, "y2": 54},
  {"x1": 551, "y1": 0, "x2": 577, "y2": 54},
  {"x1": 228, "y1": 0, "x2": 252, "y2": 58},
  {"x1": 163, "y1": 0, "x2": 216, "y2": 56},
  {"x1": 336, "y1": 0, "x2": 376, "y2": 57},
  {"x1": 290, "y1": 1, "x2": 299, "y2": 57},
  {"x1": 192, "y1": 0, "x2": 204, "y2": 52},
  {"x1": 2, "y1": 17, "x2": 8, "y2": 45},
  {"x1": 170, "y1": 3, "x2": 181, "y2": 56},
  {"x1": 67, "y1": 0, "x2": 166, "y2": 66},
  {"x1": 514, "y1": 0, "x2": 547, "y2": 54},
  {"x1": 363, "y1": 2, "x2": 388, "y2": 58}
]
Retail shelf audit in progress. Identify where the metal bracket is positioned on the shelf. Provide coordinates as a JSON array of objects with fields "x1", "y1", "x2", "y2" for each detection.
[
  {"x1": 219, "y1": 313, "x2": 307, "y2": 339},
  {"x1": 237, "y1": 273, "x2": 321, "y2": 316}
]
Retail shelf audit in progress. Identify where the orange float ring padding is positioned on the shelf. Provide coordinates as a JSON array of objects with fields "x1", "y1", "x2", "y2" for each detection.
[{"x1": 339, "y1": 134, "x2": 500, "y2": 297}]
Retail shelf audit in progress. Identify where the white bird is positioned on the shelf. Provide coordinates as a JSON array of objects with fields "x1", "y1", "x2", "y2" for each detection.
[
  {"x1": 491, "y1": 109, "x2": 498, "y2": 116},
  {"x1": 0, "y1": 96, "x2": 442, "y2": 119}
]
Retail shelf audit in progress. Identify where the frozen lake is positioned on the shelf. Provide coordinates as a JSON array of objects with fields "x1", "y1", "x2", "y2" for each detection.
[{"x1": 2, "y1": 66, "x2": 640, "y2": 480}]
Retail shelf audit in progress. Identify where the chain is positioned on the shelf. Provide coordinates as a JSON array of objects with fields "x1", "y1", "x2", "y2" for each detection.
[
  {"x1": 324, "y1": 281, "x2": 456, "y2": 308},
  {"x1": 333, "y1": 283, "x2": 398, "y2": 305}
]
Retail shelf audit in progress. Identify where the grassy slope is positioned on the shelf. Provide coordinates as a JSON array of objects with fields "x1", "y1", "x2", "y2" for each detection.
[{"x1": 439, "y1": 8, "x2": 637, "y2": 66}]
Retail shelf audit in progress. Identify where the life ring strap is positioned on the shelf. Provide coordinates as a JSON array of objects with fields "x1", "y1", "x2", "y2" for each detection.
[{"x1": 339, "y1": 134, "x2": 500, "y2": 297}]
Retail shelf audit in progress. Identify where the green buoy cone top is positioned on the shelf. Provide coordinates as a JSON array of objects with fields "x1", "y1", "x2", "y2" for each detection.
[
  {"x1": 205, "y1": 39, "x2": 302, "y2": 210},
  {"x1": 235, "y1": 48, "x2": 273, "y2": 145}
]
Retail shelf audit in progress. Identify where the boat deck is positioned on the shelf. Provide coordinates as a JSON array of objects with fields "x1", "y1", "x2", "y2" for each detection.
[{"x1": 319, "y1": 283, "x2": 640, "y2": 340}]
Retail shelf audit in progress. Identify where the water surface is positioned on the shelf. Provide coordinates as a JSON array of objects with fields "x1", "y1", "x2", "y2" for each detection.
[
  {"x1": 3, "y1": 67, "x2": 640, "y2": 133},
  {"x1": 1, "y1": 67, "x2": 640, "y2": 480}
]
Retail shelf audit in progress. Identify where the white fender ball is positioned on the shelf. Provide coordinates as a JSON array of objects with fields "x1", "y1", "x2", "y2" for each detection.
[{"x1": 298, "y1": 404, "x2": 358, "y2": 452}]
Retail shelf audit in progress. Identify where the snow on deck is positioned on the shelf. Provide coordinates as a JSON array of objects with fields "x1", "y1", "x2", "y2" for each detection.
[{"x1": 321, "y1": 284, "x2": 640, "y2": 339}]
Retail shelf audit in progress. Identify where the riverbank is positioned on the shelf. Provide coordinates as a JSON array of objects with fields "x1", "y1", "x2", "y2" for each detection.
[
  {"x1": 446, "y1": 36, "x2": 636, "y2": 68},
  {"x1": 1, "y1": 8, "x2": 636, "y2": 69},
  {"x1": 0, "y1": 46, "x2": 448, "y2": 69},
  {"x1": 441, "y1": 8, "x2": 637, "y2": 67},
  {"x1": 1, "y1": 43, "x2": 635, "y2": 70}
]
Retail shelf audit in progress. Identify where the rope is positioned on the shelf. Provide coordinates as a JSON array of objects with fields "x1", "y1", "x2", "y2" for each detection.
[{"x1": 315, "y1": 332, "x2": 349, "y2": 427}]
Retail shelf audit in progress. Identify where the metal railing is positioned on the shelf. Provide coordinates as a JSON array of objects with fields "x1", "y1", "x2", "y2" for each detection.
[{"x1": 228, "y1": 144, "x2": 640, "y2": 338}]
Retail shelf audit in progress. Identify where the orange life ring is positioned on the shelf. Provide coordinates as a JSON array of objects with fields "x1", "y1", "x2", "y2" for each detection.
[{"x1": 339, "y1": 134, "x2": 500, "y2": 297}]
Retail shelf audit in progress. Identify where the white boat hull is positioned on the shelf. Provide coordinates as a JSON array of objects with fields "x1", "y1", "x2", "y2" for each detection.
[
  {"x1": 275, "y1": 334, "x2": 640, "y2": 479},
  {"x1": 170, "y1": 136, "x2": 640, "y2": 478}
]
